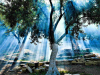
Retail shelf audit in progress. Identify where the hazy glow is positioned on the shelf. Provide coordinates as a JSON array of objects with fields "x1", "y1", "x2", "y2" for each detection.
[
  {"x1": 0, "y1": 0, "x2": 100, "y2": 64},
  {"x1": 74, "y1": 0, "x2": 89, "y2": 5},
  {"x1": 0, "y1": 0, "x2": 11, "y2": 5}
]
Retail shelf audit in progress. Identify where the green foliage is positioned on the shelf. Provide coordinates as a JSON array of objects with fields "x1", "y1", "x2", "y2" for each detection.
[
  {"x1": 63, "y1": 1, "x2": 86, "y2": 39},
  {"x1": 59, "y1": 70, "x2": 70, "y2": 74},
  {"x1": 59, "y1": 71, "x2": 92, "y2": 75},
  {"x1": 0, "y1": 0, "x2": 99, "y2": 43},
  {"x1": 20, "y1": 59, "x2": 28, "y2": 61},
  {"x1": 29, "y1": 71, "x2": 46, "y2": 75},
  {"x1": 0, "y1": 0, "x2": 38, "y2": 37},
  {"x1": 83, "y1": 0, "x2": 100, "y2": 24},
  {"x1": 80, "y1": 72, "x2": 93, "y2": 75},
  {"x1": 63, "y1": 0, "x2": 100, "y2": 40}
]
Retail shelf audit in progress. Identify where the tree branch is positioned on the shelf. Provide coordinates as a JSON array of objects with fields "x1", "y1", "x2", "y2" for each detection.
[
  {"x1": 53, "y1": 2, "x2": 70, "y2": 32},
  {"x1": 56, "y1": 32, "x2": 66, "y2": 43},
  {"x1": 53, "y1": 12, "x2": 65, "y2": 32},
  {"x1": 37, "y1": 3, "x2": 48, "y2": 19},
  {"x1": 49, "y1": 0, "x2": 55, "y2": 44},
  {"x1": 12, "y1": 32, "x2": 18, "y2": 40},
  {"x1": 56, "y1": 13, "x2": 79, "y2": 43},
  {"x1": 39, "y1": 7, "x2": 48, "y2": 19}
]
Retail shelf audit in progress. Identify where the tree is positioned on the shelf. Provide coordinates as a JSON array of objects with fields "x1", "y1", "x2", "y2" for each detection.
[
  {"x1": 44, "y1": 0, "x2": 80, "y2": 74},
  {"x1": 0, "y1": 0, "x2": 98, "y2": 75},
  {"x1": 83, "y1": 0, "x2": 100, "y2": 24},
  {"x1": 0, "y1": 0, "x2": 39, "y2": 68},
  {"x1": 0, "y1": 0, "x2": 38, "y2": 50},
  {"x1": 44, "y1": 0, "x2": 97, "y2": 74}
]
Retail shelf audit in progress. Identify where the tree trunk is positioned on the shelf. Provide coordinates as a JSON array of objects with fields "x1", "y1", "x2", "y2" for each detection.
[
  {"x1": 46, "y1": 43, "x2": 60, "y2": 75},
  {"x1": 10, "y1": 35, "x2": 27, "y2": 70},
  {"x1": 19, "y1": 35, "x2": 27, "y2": 53},
  {"x1": 19, "y1": 43, "x2": 24, "y2": 54},
  {"x1": 70, "y1": 35, "x2": 74, "y2": 56}
]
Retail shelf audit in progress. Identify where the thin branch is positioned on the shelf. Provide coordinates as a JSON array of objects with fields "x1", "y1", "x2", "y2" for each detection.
[
  {"x1": 18, "y1": 33, "x2": 20, "y2": 43},
  {"x1": 39, "y1": 7, "x2": 48, "y2": 19},
  {"x1": 56, "y1": 13, "x2": 79, "y2": 43},
  {"x1": 12, "y1": 32, "x2": 18, "y2": 40},
  {"x1": 53, "y1": 2, "x2": 71, "y2": 32},
  {"x1": 22, "y1": 35, "x2": 27, "y2": 44},
  {"x1": 53, "y1": 12, "x2": 65, "y2": 32},
  {"x1": 65, "y1": 14, "x2": 79, "y2": 33},
  {"x1": 49, "y1": 0, "x2": 55, "y2": 44},
  {"x1": 56, "y1": 32, "x2": 66, "y2": 43},
  {"x1": 37, "y1": 3, "x2": 48, "y2": 19},
  {"x1": 49, "y1": 0, "x2": 54, "y2": 26}
]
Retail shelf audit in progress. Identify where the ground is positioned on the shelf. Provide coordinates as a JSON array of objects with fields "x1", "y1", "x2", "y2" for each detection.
[
  {"x1": 57, "y1": 65, "x2": 100, "y2": 75},
  {"x1": 3, "y1": 64, "x2": 100, "y2": 75}
]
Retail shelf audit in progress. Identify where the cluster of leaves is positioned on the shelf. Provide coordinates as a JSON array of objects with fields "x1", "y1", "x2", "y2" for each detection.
[
  {"x1": 0, "y1": 0, "x2": 38, "y2": 37},
  {"x1": 30, "y1": 25, "x2": 41, "y2": 44},
  {"x1": 63, "y1": 0, "x2": 100, "y2": 40},
  {"x1": 30, "y1": 1, "x2": 49, "y2": 44},
  {"x1": 30, "y1": 70, "x2": 46, "y2": 75},
  {"x1": 83, "y1": 0, "x2": 100, "y2": 24},
  {"x1": 63, "y1": 1, "x2": 84, "y2": 39}
]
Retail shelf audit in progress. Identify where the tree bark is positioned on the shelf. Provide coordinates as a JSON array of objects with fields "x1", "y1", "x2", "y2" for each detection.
[
  {"x1": 46, "y1": 0, "x2": 61, "y2": 74},
  {"x1": 10, "y1": 35, "x2": 27, "y2": 70},
  {"x1": 46, "y1": 43, "x2": 60, "y2": 75},
  {"x1": 70, "y1": 35, "x2": 75, "y2": 56},
  {"x1": 19, "y1": 35, "x2": 27, "y2": 53}
]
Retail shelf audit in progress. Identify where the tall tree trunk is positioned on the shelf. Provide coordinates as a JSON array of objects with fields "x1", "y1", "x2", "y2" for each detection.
[
  {"x1": 18, "y1": 35, "x2": 27, "y2": 56},
  {"x1": 70, "y1": 35, "x2": 75, "y2": 56},
  {"x1": 46, "y1": 0, "x2": 61, "y2": 74},
  {"x1": 46, "y1": 43, "x2": 60, "y2": 75},
  {"x1": 10, "y1": 35, "x2": 27, "y2": 70},
  {"x1": 17, "y1": 38, "x2": 21, "y2": 52}
]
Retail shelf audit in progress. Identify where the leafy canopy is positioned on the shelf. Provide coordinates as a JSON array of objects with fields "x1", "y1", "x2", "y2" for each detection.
[{"x1": 0, "y1": 0, "x2": 38, "y2": 37}]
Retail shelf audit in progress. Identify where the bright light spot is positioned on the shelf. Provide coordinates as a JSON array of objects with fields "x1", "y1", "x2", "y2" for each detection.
[
  {"x1": 45, "y1": 0, "x2": 59, "y2": 5},
  {"x1": 86, "y1": 40, "x2": 89, "y2": 44},
  {"x1": 86, "y1": 0, "x2": 89, "y2": 3},
  {"x1": 44, "y1": 0, "x2": 49, "y2": 5},
  {"x1": 0, "y1": 0, "x2": 11, "y2": 5},
  {"x1": 92, "y1": 52, "x2": 100, "y2": 57}
]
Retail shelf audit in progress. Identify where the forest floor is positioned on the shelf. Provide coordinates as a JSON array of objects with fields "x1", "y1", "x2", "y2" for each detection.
[
  {"x1": 2, "y1": 64, "x2": 100, "y2": 75},
  {"x1": 57, "y1": 64, "x2": 100, "y2": 75}
]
